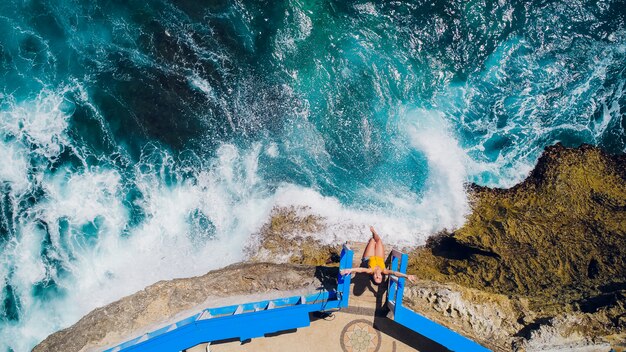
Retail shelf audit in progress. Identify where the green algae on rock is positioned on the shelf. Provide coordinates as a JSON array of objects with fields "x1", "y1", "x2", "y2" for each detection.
[
  {"x1": 409, "y1": 144, "x2": 626, "y2": 304},
  {"x1": 408, "y1": 144, "x2": 626, "y2": 348}
]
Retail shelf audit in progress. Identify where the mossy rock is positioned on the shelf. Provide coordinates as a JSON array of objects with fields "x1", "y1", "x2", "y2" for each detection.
[{"x1": 409, "y1": 144, "x2": 626, "y2": 315}]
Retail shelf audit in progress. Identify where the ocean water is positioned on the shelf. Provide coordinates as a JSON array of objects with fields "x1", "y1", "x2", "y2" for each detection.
[{"x1": 0, "y1": 0, "x2": 624, "y2": 350}]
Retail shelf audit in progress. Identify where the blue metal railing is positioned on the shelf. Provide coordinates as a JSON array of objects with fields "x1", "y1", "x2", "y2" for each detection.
[
  {"x1": 104, "y1": 244, "x2": 490, "y2": 352},
  {"x1": 386, "y1": 249, "x2": 491, "y2": 352},
  {"x1": 105, "y1": 244, "x2": 354, "y2": 352}
]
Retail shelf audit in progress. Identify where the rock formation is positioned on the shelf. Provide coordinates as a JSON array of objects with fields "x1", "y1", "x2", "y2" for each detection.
[
  {"x1": 407, "y1": 144, "x2": 626, "y2": 349},
  {"x1": 245, "y1": 206, "x2": 342, "y2": 266},
  {"x1": 410, "y1": 144, "x2": 626, "y2": 305}
]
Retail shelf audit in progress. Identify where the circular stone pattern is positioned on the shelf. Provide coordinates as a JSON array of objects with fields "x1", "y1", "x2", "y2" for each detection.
[{"x1": 340, "y1": 319, "x2": 381, "y2": 352}]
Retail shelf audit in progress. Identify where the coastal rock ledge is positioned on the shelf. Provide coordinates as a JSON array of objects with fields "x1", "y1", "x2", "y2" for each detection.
[
  {"x1": 35, "y1": 144, "x2": 626, "y2": 352},
  {"x1": 33, "y1": 264, "x2": 331, "y2": 352}
]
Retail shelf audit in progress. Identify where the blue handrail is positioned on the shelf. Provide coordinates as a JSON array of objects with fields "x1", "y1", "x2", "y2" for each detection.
[
  {"x1": 386, "y1": 249, "x2": 491, "y2": 352},
  {"x1": 105, "y1": 244, "x2": 354, "y2": 352},
  {"x1": 104, "y1": 244, "x2": 490, "y2": 352}
]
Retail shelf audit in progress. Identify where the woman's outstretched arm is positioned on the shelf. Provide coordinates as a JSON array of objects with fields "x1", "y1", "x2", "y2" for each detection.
[
  {"x1": 383, "y1": 269, "x2": 416, "y2": 283},
  {"x1": 340, "y1": 267, "x2": 371, "y2": 275}
]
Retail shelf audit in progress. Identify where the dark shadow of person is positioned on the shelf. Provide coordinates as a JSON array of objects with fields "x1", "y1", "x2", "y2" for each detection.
[{"x1": 370, "y1": 255, "x2": 450, "y2": 351}]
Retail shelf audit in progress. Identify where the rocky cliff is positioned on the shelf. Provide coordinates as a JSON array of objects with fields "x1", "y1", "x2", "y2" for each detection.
[
  {"x1": 410, "y1": 143, "x2": 626, "y2": 305},
  {"x1": 407, "y1": 144, "x2": 626, "y2": 349},
  {"x1": 35, "y1": 144, "x2": 626, "y2": 351}
]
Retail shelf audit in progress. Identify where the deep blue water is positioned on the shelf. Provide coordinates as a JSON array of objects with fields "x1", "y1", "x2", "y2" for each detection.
[{"x1": 0, "y1": 0, "x2": 625, "y2": 350}]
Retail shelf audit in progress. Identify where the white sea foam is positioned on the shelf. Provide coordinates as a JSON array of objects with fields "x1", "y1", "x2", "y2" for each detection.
[
  {"x1": 0, "y1": 142, "x2": 30, "y2": 194},
  {"x1": 270, "y1": 184, "x2": 428, "y2": 247},
  {"x1": 188, "y1": 75, "x2": 217, "y2": 101},
  {"x1": 0, "y1": 138, "x2": 277, "y2": 351},
  {"x1": 58, "y1": 144, "x2": 273, "y2": 313},
  {"x1": 0, "y1": 89, "x2": 77, "y2": 352},
  {"x1": 273, "y1": 6, "x2": 312, "y2": 61},
  {"x1": 354, "y1": 3, "x2": 378, "y2": 16},
  {"x1": 0, "y1": 90, "x2": 71, "y2": 160},
  {"x1": 405, "y1": 109, "x2": 470, "y2": 229},
  {"x1": 0, "y1": 89, "x2": 73, "y2": 195},
  {"x1": 265, "y1": 142, "x2": 279, "y2": 157}
]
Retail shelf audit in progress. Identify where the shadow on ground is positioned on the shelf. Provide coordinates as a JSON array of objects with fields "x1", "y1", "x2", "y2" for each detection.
[{"x1": 314, "y1": 259, "x2": 451, "y2": 352}]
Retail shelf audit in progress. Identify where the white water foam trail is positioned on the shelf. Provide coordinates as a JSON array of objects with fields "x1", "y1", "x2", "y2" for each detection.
[
  {"x1": 0, "y1": 88, "x2": 75, "y2": 352},
  {"x1": 0, "y1": 142, "x2": 30, "y2": 195},
  {"x1": 405, "y1": 109, "x2": 470, "y2": 232}
]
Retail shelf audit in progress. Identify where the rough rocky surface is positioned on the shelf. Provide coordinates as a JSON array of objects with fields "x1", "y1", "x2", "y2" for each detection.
[
  {"x1": 34, "y1": 263, "x2": 333, "y2": 352},
  {"x1": 245, "y1": 206, "x2": 342, "y2": 266},
  {"x1": 402, "y1": 280, "x2": 527, "y2": 351},
  {"x1": 410, "y1": 143, "x2": 626, "y2": 304},
  {"x1": 407, "y1": 144, "x2": 626, "y2": 349},
  {"x1": 402, "y1": 280, "x2": 623, "y2": 351}
]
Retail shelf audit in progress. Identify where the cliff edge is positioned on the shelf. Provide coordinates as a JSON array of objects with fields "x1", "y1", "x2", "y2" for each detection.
[{"x1": 33, "y1": 263, "x2": 332, "y2": 352}]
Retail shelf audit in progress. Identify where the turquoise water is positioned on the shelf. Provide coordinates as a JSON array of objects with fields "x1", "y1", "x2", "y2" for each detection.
[{"x1": 0, "y1": 0, "x2": 625, "y2": 350}]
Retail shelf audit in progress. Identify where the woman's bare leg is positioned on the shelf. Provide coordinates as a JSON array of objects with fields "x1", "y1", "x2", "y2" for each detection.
[
  {"x1": 363, "y1": 238, "x2": 376, "y2": 259},
  {"x1": 370, "y1": 226, "x2": 381, "y2": 242},
  {"x1": 375, "y1": 239, "x2": 385, "y2": 258},
  {"x1": 370, "y1": 226, "x2": 385, "y2": 258}
]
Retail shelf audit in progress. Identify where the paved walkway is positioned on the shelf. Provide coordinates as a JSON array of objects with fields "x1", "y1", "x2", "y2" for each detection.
[{"x1": 187, "y1": 242, "x2": 445, "y2": 352}]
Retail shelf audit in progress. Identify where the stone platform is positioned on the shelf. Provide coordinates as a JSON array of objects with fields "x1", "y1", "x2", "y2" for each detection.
[{"x1": 188, "y1": 242, "x2": 445, "y2": 352}]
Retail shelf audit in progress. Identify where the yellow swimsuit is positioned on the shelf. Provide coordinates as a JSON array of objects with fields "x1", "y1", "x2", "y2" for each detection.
[{"x1": 368, "y1": 256, "x2": 385, "y2": 270}]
